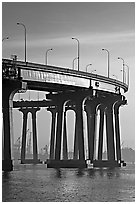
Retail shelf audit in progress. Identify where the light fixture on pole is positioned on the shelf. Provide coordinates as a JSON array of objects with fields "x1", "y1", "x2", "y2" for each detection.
[
  {"x1": 91, "y1": 69, "x2": 96, "y2": 74},
  {"x1": 72, "y1": 37, "x2": 80, "y2": 71},
  {"x1": 72, "y1": 57, "x2": 78, "y2": 70},
  {"x1": 45, "y1": 48, "x2": 53, "y2": 65},
  {"x1": 102, "y1": 48, "x2": 110, "y2": 78},
  {"x1": 118, "y1": 57, "x2": 125, "y2": 83},
  {"x1": 17, "y1": 22, "x2": 27, "y2": 63},
  {"x1": 112, "y1": 74, "x2": 118, "y2": 80},
  {"x1": 86, "y1": 63, "x2": 92, "y2": 72}
]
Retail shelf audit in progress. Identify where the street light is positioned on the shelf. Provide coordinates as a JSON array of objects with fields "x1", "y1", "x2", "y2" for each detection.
[
  {"x1": 86, "y1": 63, "x2": 92, "y2": 72},
  {"x1": 72, "y1": 57, "x2": 78, "y2": 70},
  {"x1": 2, "y1": 36, "x2": 9, "y2": 42},
  {"x1": 72, "y1": 37, "x2": 80, "y2": 71},
  {"x1": 17, "y1": 22, "x2": 27, "y2": 63},
  {"x1": 45, "y1": 48, "x2": 53, "y2": 65},
  {"x1": 102, "y1": 48, "x2": 110, "y2": 78},
  {"x1": 118, "y1": 57, "x2": 124, "y2": 83},
  {"x1": 112, "y1": 74, "x2": 118, "y2": 80},
  {"x1": 120, "y1": 69, "x2": 126, "y2": 84},
  {"x1": 91, "y1": 69, "x2": 96, "y2": 74},
  {"x1": 123, "y1": 64, "x2": 129, "y2": 86}
]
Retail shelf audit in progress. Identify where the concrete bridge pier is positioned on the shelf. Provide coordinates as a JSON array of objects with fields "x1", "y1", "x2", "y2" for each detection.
[
  {"x1": 2, "y1": 79, "x2": 22, "y2": 171},
  {"x1": 55, "y1": 101, "x2": 64, "y2": 161},
  {"x1": 114, "y1": 97, "x2": 127, "y2": 163},
  {"x1": 75, "y1": 100, "x2": 85, "y2": 161},
  {"x1": 31, "y1": 108, "x2": 40, "y2": 162},
  {"x1": 97, "y1": 105, "x2": 105, "y2": 160},
  {"x1": 62, "y1": 110, "x2": 68, "y2": 159},
  {"x1": 47, "y1": 107, "x2": 57, "y2": 160},
  {"x1": 84, "y1": 98, "x2": 100, "y2": 162},
  {"x1": 19, "y1": 108, "x2": 29, "y2": 163},
  {"x1": 73, "y1": 113, "x2": 79, "y2": 159},
  {"x1": 47, "y1": 90, "x2": 93, "y2": 168},
  {"x1": 105, "y1": 101, "x2": 116, "y2": 161},
  {"x1": 19, "y1": 107, "x2": 40, "y2": 164}
]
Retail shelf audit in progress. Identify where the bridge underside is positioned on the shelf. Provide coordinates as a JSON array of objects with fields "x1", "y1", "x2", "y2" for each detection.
[{"x1": 12, "y1": 87, "x2": 127, "y2": 169}]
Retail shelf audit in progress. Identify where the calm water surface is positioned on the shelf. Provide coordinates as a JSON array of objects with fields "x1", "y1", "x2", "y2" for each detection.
[{"x1": 2, "y1": 162, "x2": 135, "y2": 202}]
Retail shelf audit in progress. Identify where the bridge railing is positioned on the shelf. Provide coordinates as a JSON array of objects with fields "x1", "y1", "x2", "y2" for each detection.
[{"x1": 2, "y1": 58, "x2": 128, "y2": 93}]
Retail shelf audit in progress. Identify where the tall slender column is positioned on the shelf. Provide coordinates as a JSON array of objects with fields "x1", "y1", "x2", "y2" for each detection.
[
  {"x1": 47, "y1": 107, "x2": 57, "y2": 160},
  {"x1": 114, "y1": 98, "x2": 127, "y2": 162},
  {"x1": 2, "y1": 79, "x2": 22, "y2": 171},
  {"x1": 63, "y1": 111, "x2": 68, "y2": 159},
  {"x1": 85, "y1": 98, "x2": 99, "y2": 161},
  {"x1": 97, "y1": 105, "x2": 105, "y2": 160},
  {"x1": 105, "y1": 104, "x2": 115, "y2": 161},
  {"x1": 3, "y1": 106, "x2": 13, "y2": 170},
  {"x1": 73, "y1": 112, "x2": 79, "y2": 159},
  {"x1": 75, "y1": 101, "x2": 85, "y2": 160},
  {"x1": 19, "y1": 108, "x2": 29, "y2": 163},
  {"x1": 31, "y1": 108, "x2": 40, "y2": 161},
  {"x1": 55, "y1": 103, "x2": 64, "y2": 160},
  {"x1": 114, "y1": 105, "x2": 121, "y2": 162}
]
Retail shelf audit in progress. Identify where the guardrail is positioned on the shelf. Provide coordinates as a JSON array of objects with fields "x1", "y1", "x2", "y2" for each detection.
[{"x1": 2, "y1": 58, "x2": 128, "y2": 93}]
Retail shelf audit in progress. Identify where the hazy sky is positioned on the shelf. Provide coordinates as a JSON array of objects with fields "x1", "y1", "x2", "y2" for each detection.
[{"x1": 2, "y1": 2, "x2": 135, "y2": 152}]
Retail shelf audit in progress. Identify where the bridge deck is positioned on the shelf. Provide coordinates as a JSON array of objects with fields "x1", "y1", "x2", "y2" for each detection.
[{"x1": 2, "y1": 58, "x2": 128, "y2": 93}]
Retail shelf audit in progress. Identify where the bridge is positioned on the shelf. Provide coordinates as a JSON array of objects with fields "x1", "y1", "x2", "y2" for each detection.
[{"x1": 2, "y1": 58, "x2": 128, "y2": 171}]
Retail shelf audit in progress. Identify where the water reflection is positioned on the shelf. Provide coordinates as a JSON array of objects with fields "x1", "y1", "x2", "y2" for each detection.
[
  {"x1": 55, "y1": 168, "x2": 62, "y2": 178},
  {"x1": 76, "y1": 169, "x2": 84, "y2": 177},
  {"x1": 2, "y1": 172, "x2": 11, "y2": 181},
  {"x1": 87, "y1": 169, "x2": 95, "y2": 178},
  {"x1": 87, "y1": 167, "x2": 120, "y2": 179},
  {"x1": 2, "y1": 164, "x2": 134, "y2": 202}
]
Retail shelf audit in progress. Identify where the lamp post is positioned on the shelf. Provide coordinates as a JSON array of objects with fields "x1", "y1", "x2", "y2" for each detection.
[
  {"x1": 72, "y1": 37, "x2": 80, "y2": 71},
  {"x1": 118, "y1": 57, "x2": 124, "y2": 83},
  {"x1": 112, "y1": 74, "x2": 118, "y2": 80},
  {"x1": 45, "y1": 48, "x2": 53, "y2": 65},
  {"x1": 121, "y1": 69, "x2": 126, "y2": 84},
  {"x1": 72, "y1": 57, "x2": 78, "y2": 70},
  {"x1": 17, "y1": 22, "x2": 27, "y2": 63},
  {"x1": 2, "y1": 37, "x2": 9, "y2": 42},
  {"x1": 123, "y1": 64, "x2": 129, "y2": 86},
  {"x1": 86, "y1": 63, "x2": 92, "y2": 72},
  {"x1": 91, "y1": 69, "x2": 96, "y2": 74},
  {"x1": 102, "y1": 48, "x2": 110, "y2": 78}
]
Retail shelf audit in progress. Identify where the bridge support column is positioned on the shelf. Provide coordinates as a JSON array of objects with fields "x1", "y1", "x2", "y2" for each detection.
[
  {"x1": 73, "y1": 114, "x2": 79, "y2": 159},
  {"x1": 19, "y1": 107, "x2": 40, "y2": 164},
  {"x1": 19, "y1": 108, "x2": 29, "y2": 163},
  {"x1": 85, "y1": 98, "x2": 99, "y2": 162},
  {"x1": 46, "y1": 89, "x2": 93, "y2": 168},
  {"x1": 31, "y1": 108, "x2": 40, "y2": 162},
  {"x1": 2, "y1": 106, "x2": 13, "y2": 171},
  {"x1": 47, "y1": 107, "x2": 57, "y2": 160},
  {"x1": 105, "y1": 102, "x2": 116, "y2": 161},
  {"x1": 114, "y1": 98, "x2": 127, "y2": 163},
  {"x1": 55, "y1": 103, "x2": 64, "y2": 160},
  {"x1": 97, "y1": 105, "x2": 105, "y2": 160},
  {"x1": 75, "y1": 101, "x2": 85, "y2": 160},
  {"x1": 63, "y1": 111, "x2": 68, "y2": 159},
  {"x1": 2, "y1": 79, "x2": 22, "y2": 171}
]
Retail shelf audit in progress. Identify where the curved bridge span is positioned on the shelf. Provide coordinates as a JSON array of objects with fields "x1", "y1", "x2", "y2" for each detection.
[
  {"x1": 2, "y1": 58, "x2": 128, "y2": 93},
  {"x1": 2, "y1": 58, "x2": 128, "y2": 170}
]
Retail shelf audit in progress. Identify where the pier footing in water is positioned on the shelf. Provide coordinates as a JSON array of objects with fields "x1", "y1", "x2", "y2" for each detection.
[
  {"x1": 47, "y1": 159, "x2": 87, "y2": 168},
  {"x1": 2, "y1": 160, "x2": 13, "y2": 171},
  {"x1": 92, "y1": 160, "x2": 126, "y2": 167}
]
